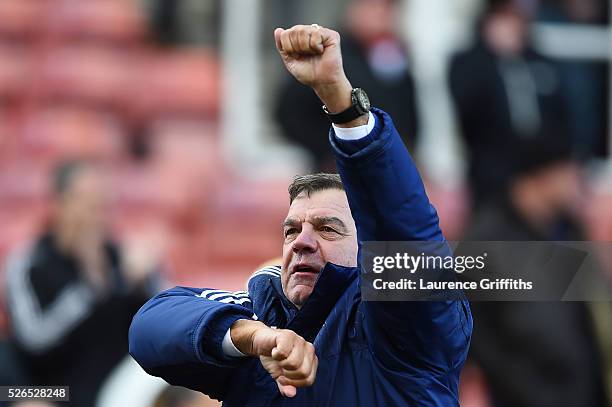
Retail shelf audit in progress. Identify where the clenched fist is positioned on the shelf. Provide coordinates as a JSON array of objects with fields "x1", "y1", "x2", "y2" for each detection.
[
  {"x1": 274, "y1": 25, "x2": 356, "y2": 117},
  {"x1": 274, "y1": 25, "x2": 345, "y2": 88},
  {"x1": 231, "y1": 320, "x2": 318, "y2": 398}
]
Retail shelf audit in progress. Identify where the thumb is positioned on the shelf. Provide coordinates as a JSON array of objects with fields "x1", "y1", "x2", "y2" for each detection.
[
  {"x1": 276, "y1": 380, "x2": 297, "y2": 398},
  {"x1": 271, "y1": 346, "x2": 288, "y2": 361},
  {"x1": 274, "y1": 28, "x2": 285, "y2": 53}
]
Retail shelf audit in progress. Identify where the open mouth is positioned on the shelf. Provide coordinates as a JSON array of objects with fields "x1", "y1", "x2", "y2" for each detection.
[{"x1": 292, "y1": 264, "x2": 320, "y2": 275}]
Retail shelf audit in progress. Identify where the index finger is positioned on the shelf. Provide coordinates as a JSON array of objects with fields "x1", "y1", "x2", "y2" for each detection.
[
  {"x1": 308, "y1": 29, "x2": 325, "y2": 54},
  {"x1": 271, "y1": 334, "x2": 295, "y2": 361},
  {"x1": 274, "y1": 27, "x2": 285, "y2": 53}
]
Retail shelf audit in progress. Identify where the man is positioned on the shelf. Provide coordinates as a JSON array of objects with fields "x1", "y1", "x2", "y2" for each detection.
[
  {"x1": 449, "y1": 0, "x2": 571, "y2": 206},
  {"x1": 129, "y1": 25, "x2": 472, "y2": 406},
  {"x1": 463, "y1": 137, "x2": 608, "y2": 407},
  {"x1": 5, "y1": 160, "x2": 160, "y2": 407}
]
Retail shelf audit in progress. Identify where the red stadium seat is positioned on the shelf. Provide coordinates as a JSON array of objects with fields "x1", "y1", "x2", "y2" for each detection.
[
  {"x1": 0, "y1": 201, "x2": 47, "y2": 259},
  {"x1": 109, "y1": 164, "x2": 163, "y2": 212},
  {"x1": 0, "y1": 108, "x2": 18, "y2": 163},
  {"x1": 0, "y1": 44, "x2": 35, "y2": 102},
  {"x1": 0, "y1": 160, "x2": 48, "y2": 204},
  {"x1": 132, "y1": 50, "x2": 221, "y2": 121},
  {"x1": 44, "y1": 0, "x2": 147, "y2": 46},
  {"x1": 0, "y1": 0, "x2": 46, "y2": 42},
  {"x1": 17, "y1": 106, "x2": 126, "y2": 164},
  {"x1": 38, "y1": 45, "x2": 135, "y2": 109},
  {"x1": 205, "y1": 177, "x2": 289, "y2": 266},
  {"x1": 147, "y1": 119, "x2": 224, "y2": 221}
]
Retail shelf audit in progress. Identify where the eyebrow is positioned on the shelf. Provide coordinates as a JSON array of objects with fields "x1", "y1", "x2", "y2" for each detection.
[
  {"x1": 282, "y1": 218, "x2": 300, "y2": 228},
  {"x1": 282, "y1": 216, "x2": 348, "y2": 231},
  {"x1": 312, "y1": 216, "x2": 347, "y2": 230}
]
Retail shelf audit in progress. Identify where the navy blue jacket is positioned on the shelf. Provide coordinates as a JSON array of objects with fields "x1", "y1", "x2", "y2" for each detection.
[{"x1": 129, "y1": 108, "x2": 472, "y2": 406}]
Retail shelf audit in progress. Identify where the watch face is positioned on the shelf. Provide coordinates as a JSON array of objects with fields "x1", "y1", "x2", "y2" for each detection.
[{"x1": 352, "y1": 88, "x2": 371, "y2": 113}]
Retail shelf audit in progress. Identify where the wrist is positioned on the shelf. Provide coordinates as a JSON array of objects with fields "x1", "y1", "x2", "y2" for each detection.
[
  {"x1": 318, "y1": 82, "x2": 370, "y2": 128},
  {"x1": 313, "y1": 77, "x2": 353, "y2": 113},
  {"x1": 230, "y1": 319, "x2": 269, "y2": 356}
]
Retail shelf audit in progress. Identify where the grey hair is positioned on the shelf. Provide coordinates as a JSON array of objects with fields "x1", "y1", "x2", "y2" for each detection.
[{"x1": 288, "y1": 173, "x2": 344, "y2": 204}]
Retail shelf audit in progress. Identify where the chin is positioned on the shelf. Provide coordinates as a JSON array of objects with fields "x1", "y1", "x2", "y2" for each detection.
[{"x1": 290, "y1": 287, "x2": 314, "y2": 307}]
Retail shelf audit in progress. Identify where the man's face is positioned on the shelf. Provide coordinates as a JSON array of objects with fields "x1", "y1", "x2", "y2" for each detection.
[
  {"x1": 58, "y1": 168, "x2": 112, "y2": 235},
  {"x1": 281, "y1": 189, "x2": 358, "y2": 308},
  {"x1": 540, "y1": 161, "x2": 582, "y2": 214},
  {"x1": 485, "y1": 8, "x2": 528, "y2": 56}
]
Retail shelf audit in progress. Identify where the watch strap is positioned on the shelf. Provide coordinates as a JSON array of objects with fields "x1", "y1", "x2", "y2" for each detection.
[{"x1": 323, "y1": 103, "x2": 365, "y2": 125}]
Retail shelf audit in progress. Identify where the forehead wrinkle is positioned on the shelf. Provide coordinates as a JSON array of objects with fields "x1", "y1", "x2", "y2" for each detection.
[
  {"x1": 293, "y1": 189, "x2": 349, "y2": 208},
  {"x1": 288, "y1": 206, "x2": 349, "y2": 225},
  {"x1": 285, "y1": 190, "x2": 354, "y2": 229}
]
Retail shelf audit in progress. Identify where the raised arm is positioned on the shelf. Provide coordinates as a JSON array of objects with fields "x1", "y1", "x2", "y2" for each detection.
[{"x1": 275, "y1": 24, "x2": 471, "y2": 378}]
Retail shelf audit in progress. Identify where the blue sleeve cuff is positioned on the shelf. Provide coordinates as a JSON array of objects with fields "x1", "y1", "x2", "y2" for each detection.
[
  {"x1": 330, "y1": 108, "x2": 385, "y2": 156},
  {"x1": 194, "y1": 305, "x2": 254, "y2": 367}
]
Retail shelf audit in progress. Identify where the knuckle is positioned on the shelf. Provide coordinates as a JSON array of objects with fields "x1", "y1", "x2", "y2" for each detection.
[
  {"x1": 274, "y1": 346, "x2": 288, "y2": 359},
  {"x1": 282, "y1": 330, "x2": 296, "y2": 341}
]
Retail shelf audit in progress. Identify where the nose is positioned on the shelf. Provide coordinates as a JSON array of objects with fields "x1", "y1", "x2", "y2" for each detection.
[{"x1": 292, "y1": 225, "x2": 318, "y2": 254}]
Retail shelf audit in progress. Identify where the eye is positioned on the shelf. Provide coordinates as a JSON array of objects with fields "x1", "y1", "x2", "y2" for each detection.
[
  {"x1": 320, "y1": 226, "x2": 338, "y2": 234},
  {"x1": 284, "y1": 228, "x2": 298, "y2": 238}
]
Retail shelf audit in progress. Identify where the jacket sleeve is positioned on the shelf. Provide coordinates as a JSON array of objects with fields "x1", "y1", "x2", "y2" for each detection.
[
  {"x1": 330, "y1": 108, "x2": 472, "y2": 374},
  {"x1": 128, "y1": 286, "x2": 255, "y2": 400},
  {"x1": 5, "y1": 245, "x2": 97, "y2": 355}
]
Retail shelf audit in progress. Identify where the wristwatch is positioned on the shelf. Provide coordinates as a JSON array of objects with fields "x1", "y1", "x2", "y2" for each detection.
[{"x1": 323, "y1": 88, "x2": 371, "y2": 124}]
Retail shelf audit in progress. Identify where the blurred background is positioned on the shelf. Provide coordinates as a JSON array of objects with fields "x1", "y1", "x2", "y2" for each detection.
[{"x1": 0, "y1": 0, "x2": 610, "y2": 406}]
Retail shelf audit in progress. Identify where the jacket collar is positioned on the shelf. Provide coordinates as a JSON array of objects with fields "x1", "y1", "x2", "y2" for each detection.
[{"x1": 270, "y1": 263, "x2": 358, "y2": 342}]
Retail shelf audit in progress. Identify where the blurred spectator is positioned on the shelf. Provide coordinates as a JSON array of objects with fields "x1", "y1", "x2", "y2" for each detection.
[
  {"x1": 275, "y1": 0, "x2": 419, "y2": 171},
  {"x1": 4, "y1": 160, "x2": 161, "y2": 407},
  {"x1": 449, "y1": 0, "x2": 571, "y2": 206},
  {"x1": 151, "y1": 0, "x2": 183, "y2": 45},
  {"x1": 463, "y1": 136, "x2": 609, "y2": 406},
  {"x1": 149, "y1": 0, "x2": 221, "y2": 46},
  {"x1": 539, "y1": 0, "x2": 609, "y2": 25},
  {"x1": 538, "y1": 0, "x2": 610, "y2": 157}
]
